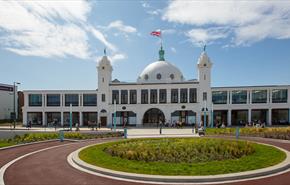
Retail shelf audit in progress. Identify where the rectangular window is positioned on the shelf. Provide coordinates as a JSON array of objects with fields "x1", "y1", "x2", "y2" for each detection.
[
  {"x1": 180, "y1": 88, "x2": 188, "y2": 103},
  {"x1": 121, "y1": 90, "x2": 128, "y2": 104},
  {"x1": 129, "y1": 90, "x2": 137, "y2": 104},
  {"x1": 252, "y1": 90, "x2": 267, "y2": 103},
  {"x1": 272, "y1": 89, "x2": 288, "y2": 103},
  {"x1": 150, "y1": 89, "x2": 157, "y2": 104},
  {"x1": 189, "y1": 88, "x2": 197, "y2": 103},
  {"x1": 141, "y1": 89, "x2": 148, "y2": 104},
  {"x1": 65, "y1": 94, "x2": 79, "y2": 106},
  {"x1": 171, "y1": 89, "x2": 178, "y2": 103},
  {"x1": 232, "y1": 90, "x2": 247, "y2": 104},
  {"x1": 83, "y1": 94, "x2": 97, "y2": 106},
  {"x1": 112, "y1": 90, "x2": 119, "y2": 104},
  {"x1": 102, "y1": 94, "x2": 105, "y2": 102},
  {"x1": 159, "y1": 89, "x2": 167, "y2": 103},
  {"x1": 212, "y1": 91, "x2": 227, "y2": 104},
  {"x1": 203, "y1": 92, "x2": 207, "y2": 101},
  {"x1": 47, "y1": 94, "x2": 60, "y2": 106},
  {"x1": 29, "y1": 94, "x2": 42, "y2": 106}
]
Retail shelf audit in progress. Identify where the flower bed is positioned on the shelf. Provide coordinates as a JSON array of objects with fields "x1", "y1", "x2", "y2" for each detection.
[
  {"x1": 0, "y1": 131, "x2": 123, "y2": 148},
  {"x1": 206, "y1": 127, "x2": 290, "y2": 140},
  {"x1": 79, "y1": 138, "x2": 286, "y2": 175}
]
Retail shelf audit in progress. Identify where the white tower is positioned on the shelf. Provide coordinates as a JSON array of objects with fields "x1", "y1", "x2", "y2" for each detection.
[
  {"x1": 97, "y1": 50, "x2": 112, "y2": 126},
  {"x1": 197, "y1": 47, "x2": 213, "y2": 126}
]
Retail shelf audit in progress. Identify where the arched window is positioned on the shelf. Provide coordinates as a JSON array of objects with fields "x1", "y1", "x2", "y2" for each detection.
[
  {"x1": 170, "y1": 74, "x2": 174, "y2": 80},
  {"x1": 144, "y1": 74, "x2": 149, "y2": 80}
]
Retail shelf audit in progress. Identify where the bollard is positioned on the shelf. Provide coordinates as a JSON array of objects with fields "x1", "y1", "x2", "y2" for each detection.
[
  {"x1": 236, "y1": 127, "x2": 240, "y2": 139},
  {"x1": 124, "y1": 127, "x2": 127, "y2": 139},
  {"x1": 59, "y1": 130, "x2": 64, "y2": 142}
]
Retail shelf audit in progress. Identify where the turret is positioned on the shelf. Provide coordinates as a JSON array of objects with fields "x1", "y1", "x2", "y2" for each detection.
[
  {"x1": 97, "y1": 50, "x2": 112, "y2": 105},
  {"x1": 197, "y1": 47, "x2": 213, "y2": 126}
]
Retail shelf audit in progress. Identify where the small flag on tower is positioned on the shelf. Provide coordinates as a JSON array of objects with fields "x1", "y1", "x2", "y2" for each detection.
[{"x1": 150, "y1": 30, "x2": 161, "y2": 37}]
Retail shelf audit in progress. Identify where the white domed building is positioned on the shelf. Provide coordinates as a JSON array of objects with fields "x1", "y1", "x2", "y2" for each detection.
[{"x1": 22, "y1": 47, "x2": 290, "y2": 127}]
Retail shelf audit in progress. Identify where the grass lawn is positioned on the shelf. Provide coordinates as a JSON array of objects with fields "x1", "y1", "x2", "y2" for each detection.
[
  {"x1": 79, "y1": 138, "x2": 286, "y2": 176},
  {"x1": 0, "y1": 140, "x2": 16, "y2": 148}
]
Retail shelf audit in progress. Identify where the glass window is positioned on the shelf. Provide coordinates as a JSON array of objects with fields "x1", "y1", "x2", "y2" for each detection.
[
  {"x1": 272, "y1": 89, "x2": 288, "y2": 103},
  {"x1": 156, "y1": 73, "x2": 161, "y2": 80},
  {"x1": 29, "y1": 94, "x2": 42, "y2": 106},
  {"x1": 189, "y1": 88, "x2": 197, "y2": 103},
  {"x1": 171, "y1": 89, "x2": 178, "y2": 103},
  {"x1": 150, "y1": 89, "x2": 157, "y2": 104},
  {"x1": 121, "y1": 90, "x2": 128, "y2": 104},
  {"x1": 102, "y1": 94, "x2": 105, "y2": 102},
  {"x1": 180, "y1": 88, "x2": 188, "y2": 103},
  {"x1": 83, "y1": 94, "x2": 97, "y2": 106},
  {"x1": 212, "y1": 91, "x2": 227, "y2": 104},
  {"x1": 112, "y1": 90, "x2": 119, "y2": 104},
  {"x1": 129, "y1": 90, "x2": 137, "y2": 104},
  {"x1": 252, "y1": 90, "x2": 267, "y2": 104},
  {"x1": 159, "y1": 89, "x2": 167, "y2": 103},
  {"x1": 232, "y1": 90, "x2": 247, "y2": 104},
  {"x1": 141, "y1": 89, "x2": 148, "y2": 104},
  {"x1": 203, "y1": 92, "x2": 207, "y2": 101},
  {"x1": 65, "y1": 94, "x2": 79, "y2": 106},
  {"x1": 47, "y1": 94, "x2": 60, "y2": 106}
]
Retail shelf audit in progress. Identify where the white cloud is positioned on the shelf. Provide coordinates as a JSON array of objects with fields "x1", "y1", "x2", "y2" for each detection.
[
  {"x1": 88, "y1": 26, "x2": 117, "y2": 52},
  {"x1": 0, "y1": 1, "x2": 119, "y2": 60},
  {"x1": 108, "y1": 20, "x2": 137, "y2": 33},
  {"x1": 163, "y1": 0, "x2": 290, "y2": 46},
  {"x1": 186, "y1": 27, "x2": 230, "y2": 46},
  {"x1": 170, "y1": 47, "x2": 177, "y2": 53},
  {"x1": 110, "y1": 53, "x2": 127, "y2": 63}
]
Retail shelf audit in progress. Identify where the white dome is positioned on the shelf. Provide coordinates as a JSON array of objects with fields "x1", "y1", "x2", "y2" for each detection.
[{"x1": 138, "y1": 60, "x2": 184, "y2": 83}]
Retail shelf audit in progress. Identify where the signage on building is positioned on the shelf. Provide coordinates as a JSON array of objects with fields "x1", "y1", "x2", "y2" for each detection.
[{"x1": 0, "y1": 85, "x2": 14, "y2": 92}]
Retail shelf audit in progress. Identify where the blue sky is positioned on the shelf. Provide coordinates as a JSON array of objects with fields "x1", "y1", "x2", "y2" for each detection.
[{"x1": 0, "y1": 0, "x2": 290, "y2": 90}]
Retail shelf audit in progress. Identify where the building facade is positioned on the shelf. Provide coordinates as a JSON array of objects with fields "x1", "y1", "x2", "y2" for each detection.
[
  {"x1": 0, "y1": 83, "x2": 19, "y2": 121},
  {"x1": 22, "y1": 48, "x2": 290, "y2": 127}
]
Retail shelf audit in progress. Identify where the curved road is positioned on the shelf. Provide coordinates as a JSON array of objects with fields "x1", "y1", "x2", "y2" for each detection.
[{"x1": 2, "y1": 137, "x2": 290, "y2": 185}]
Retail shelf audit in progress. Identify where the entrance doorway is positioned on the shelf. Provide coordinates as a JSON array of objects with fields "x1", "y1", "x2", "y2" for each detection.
[
  {"x1": 100, "y1": 116, "x2": 107, "y2": 127},
  {"x1": 143, "y1": 108, "x2": 165, "y2": 127}
]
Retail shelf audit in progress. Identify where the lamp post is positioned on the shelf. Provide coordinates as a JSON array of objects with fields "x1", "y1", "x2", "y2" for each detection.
[
  {"x1": 113, "y1": 99, "x2": 116, "y2": 132},
  {"x1": 13, "y1": 82, "x2": 20, "y2": 129},
  {"x1": 211, "y1": 102, "x2": 214, "y2": 128},
  {"x1": 203, "y1": 100, "x2": 207, "y2": 130},
  {"x1": 69, "y1": 103, "x2": 72, "y2": 131}
]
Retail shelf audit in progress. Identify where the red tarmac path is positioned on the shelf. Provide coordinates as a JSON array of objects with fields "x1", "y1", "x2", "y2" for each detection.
[{"x1": 1, "y1": 137, "x2": 290, "y2": 185}]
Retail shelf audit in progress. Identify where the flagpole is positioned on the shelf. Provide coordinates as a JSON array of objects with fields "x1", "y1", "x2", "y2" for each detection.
[{"x1": 160, "y1": 30, "x2": 163, "y2": 48}]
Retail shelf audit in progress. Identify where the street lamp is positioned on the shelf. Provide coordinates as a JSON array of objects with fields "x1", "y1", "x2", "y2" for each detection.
[{"x1": 13, "y1": 82, "x2": 21, "y2": 129}]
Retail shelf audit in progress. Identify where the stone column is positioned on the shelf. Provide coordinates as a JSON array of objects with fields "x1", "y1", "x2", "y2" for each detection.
[
  {"x1": 23, "y1": 110, "x2": 27, "y2": 126},
  {"x1": 79, "y1": 111, "x2": 83, "y2": 126},
  {"x1": 167, "y1": 89, "x2": 171, "y2": 104},
  {"x1": 61, "y1": 112, "x2": 64, "y2": 126},
  {"x1": 248, "y1": 109, "x2": 252, "y2": 124},
  {"x1": 42, "y1": 112, "x2": 46, "y2": 126},
  {"x1": 227, "y1": 109, "x2": 232, "y2": 126},
  {"x1": 268, "y1": 109, "x2": 272, "y2": 126}
]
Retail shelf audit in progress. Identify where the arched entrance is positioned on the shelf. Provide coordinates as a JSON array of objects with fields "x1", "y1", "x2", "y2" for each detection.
[{"x1": 143, "y1": 108, "x2": 165, "y2": 127}]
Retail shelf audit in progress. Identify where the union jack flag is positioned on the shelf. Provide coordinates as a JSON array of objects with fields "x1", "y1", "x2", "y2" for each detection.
[{"x1": 150, "y1": 30, "x2": 161, "y2": 37}]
